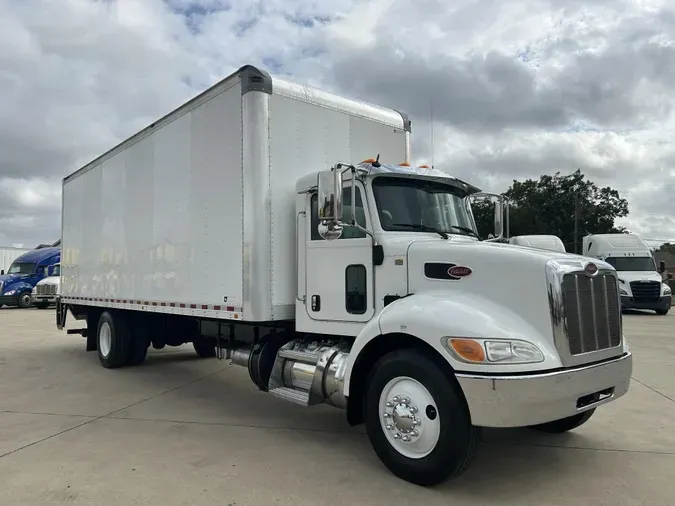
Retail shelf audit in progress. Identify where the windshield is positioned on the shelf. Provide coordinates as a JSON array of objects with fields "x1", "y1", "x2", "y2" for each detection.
[
  {"x1": 7, "y1": 262, "x2": 35, "y2": 275},
  {"x1": 371, "y1": 177, "x2": 476, "y2": 237},
  {"x1": 605, "y1": 256, "x2": 656, "y2": 272},
  {"x1": 52, "y1": 265, "x2": 61, "y2": 276}
]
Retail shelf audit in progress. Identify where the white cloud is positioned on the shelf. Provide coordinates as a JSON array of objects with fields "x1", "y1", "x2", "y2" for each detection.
[{"x1": 0, "y1": 0, "x2": 674, "y2": 246}]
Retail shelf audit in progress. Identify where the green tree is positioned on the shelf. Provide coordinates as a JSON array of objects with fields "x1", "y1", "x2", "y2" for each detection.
[
  {"x1": 657, "y1": 243, "x2": 675, "y2": 254},
  {"x1": 471, "y1": 170, "x2": 629, "y2": 252}
]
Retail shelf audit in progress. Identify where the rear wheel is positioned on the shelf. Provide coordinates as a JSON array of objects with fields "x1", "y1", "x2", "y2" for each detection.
[
  {"x1": 193, "y1": 336, "x2": 216, "y2": 358},
  {"x1": 97, "y1": 311, "x2": 130, "y2": 368},
  {"x1": 35, "y1": 302, "x2": 49, "y2": 309},
  {"x1": 530, "y1": 409, "x2": 595, "y2": 433},
  {"x1": 17, "y1": 291, "x2": 32, "y2": 309},
  {"x1": 363, "y1": 349, "x2": 480, "y2": 486}
]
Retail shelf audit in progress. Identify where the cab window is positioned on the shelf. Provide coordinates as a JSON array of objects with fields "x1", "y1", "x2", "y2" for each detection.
[{"x1": 310, "y1": 186, "x2": 367, "y2": 240}]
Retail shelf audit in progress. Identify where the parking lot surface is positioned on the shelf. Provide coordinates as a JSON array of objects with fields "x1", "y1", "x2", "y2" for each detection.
[{"x1": 0, "y1": 308, "x2": 673, "y2": 505}]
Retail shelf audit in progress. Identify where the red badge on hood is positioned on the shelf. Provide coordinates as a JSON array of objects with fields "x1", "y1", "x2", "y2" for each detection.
[{"x1": 448, "y1": 265, "x2": 472, "y2": 278}]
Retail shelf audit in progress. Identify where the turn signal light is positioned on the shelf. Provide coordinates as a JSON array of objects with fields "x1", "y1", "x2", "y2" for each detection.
[
  {"x1": 448, "y1": 338, "x2": 485, "y2": 363},
  {"x1": 361, "y1": 158, "x2": 378, "y2": 164}
]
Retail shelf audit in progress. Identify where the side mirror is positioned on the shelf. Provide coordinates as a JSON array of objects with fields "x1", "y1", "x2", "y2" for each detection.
[
  {"x1": 317, "y1": 169, "x2": 343, "y2": 240},
  {"x1": 317, "y1": 170, "x2": 343, "y2": 222},
  {"x1": 493, "y1": 199, "x2": 503, "y2": 239},
  {"x1": 0, "y1": 270, "x2": 3, "y2": 275}
]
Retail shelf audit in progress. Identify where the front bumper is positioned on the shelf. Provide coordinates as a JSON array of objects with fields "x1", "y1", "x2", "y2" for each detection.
[
  {"x1": 0, "y1": 295, "x2": 19, "y2": 307},
  {"x1": 621, "y1": 295, "x2": 671, "y2": 311},
  {"x1": 456, "y1": 352, "x2": 632, "y2": 428},
  {"x1": 31, "y1": 294, "x2": 57, "y2": 304}
]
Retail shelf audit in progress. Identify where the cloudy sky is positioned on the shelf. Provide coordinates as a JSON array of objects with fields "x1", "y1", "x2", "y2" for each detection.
[{"x1": 1, "y1": 0, "x2": 674, "y2": 248}]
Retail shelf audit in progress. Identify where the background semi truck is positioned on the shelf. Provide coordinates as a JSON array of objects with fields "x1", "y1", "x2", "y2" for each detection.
[
  {"x1": 583, "y1": 233, "x2": 671, "y2": 315},
  {"x1": 509, "y1": 234, "x2": 566, "y2": 252},
  {"x1": 56, "y1": 65, "x2": 632, "y2": 486},
  {"x1": 0, "y1": 246, "x2": 61, "y2": 308}
]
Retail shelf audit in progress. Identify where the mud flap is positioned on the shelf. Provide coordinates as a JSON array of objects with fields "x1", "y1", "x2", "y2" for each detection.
[{"x1": 55, "y1": 296, "x2": 68, "y2": 330}]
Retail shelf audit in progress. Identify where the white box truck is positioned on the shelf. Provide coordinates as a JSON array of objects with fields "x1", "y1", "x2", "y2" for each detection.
[
  {"x1": 56, "y1": 65, "x2": 632, "y2": 486},
  {"x1": 584, "y1": 233, "x2": 671, "y2": 315}
]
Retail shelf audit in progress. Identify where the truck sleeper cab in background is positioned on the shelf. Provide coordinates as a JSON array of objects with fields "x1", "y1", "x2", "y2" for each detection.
[
  {"x1": 584, "y1": 233, "x2": 671, "y2": 315},
  {"x1": 55, "y1": 64, "x2": 632, "y2": 487},
  {"x1": 0, "y1": 246, "x2": 60, "y2": 309}
]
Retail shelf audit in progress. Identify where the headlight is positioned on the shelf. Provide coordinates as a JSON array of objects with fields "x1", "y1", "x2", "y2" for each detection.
[
  {"x1": 620, "y1": 288, "x2": 628, "y2": 295},
  {"x1": 5, "y1": 289, "x2": 16, "y2": 296},
  {"x1": 664, "y1": 284, "x2": 672, "y2": 296},
  {"x1": 441, "y1": 337, "x2": 545, "y2": 364}
]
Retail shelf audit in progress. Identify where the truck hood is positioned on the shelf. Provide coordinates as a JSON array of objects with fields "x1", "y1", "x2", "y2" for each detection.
[
  {"x1": 405, "y1": 239, "x2": 611, "y2": 344},
  {"x1": 0, "y1": 273, "x2": 26, "y2": 285},
  {"x1": 36, "y1": 276, "x2": 60, "y2": 286},
  {"x1": 614, "y1": 271, "x2": 662, "y2": 284}
]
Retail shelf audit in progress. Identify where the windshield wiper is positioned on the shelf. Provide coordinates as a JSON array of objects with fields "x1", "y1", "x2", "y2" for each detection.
[
  {"x1": 392, "y1": 223, "x2": 449, "y2": 239},
  {"x1": 447, "y1": 225, "x2": 481, "y2": 239}
]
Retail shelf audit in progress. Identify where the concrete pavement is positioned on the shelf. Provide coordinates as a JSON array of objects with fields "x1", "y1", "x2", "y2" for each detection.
[{"x1": 0, "y1": 308, "x2": 673, "y2": 505}]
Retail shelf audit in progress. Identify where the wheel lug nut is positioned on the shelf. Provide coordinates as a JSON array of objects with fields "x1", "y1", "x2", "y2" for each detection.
[
  {"x1": 386, "y1": 424, "x2": 393, "y2": 430},
  {"x1": 386, "y1": 402, "x2": 393, "y2": 407},
  {"x1": 403, "y1": 397, "x2": 410, "y2": 404},
  {"x1": 411, "y1": 430, "x2": 419, "y2": 437},
  {"x1": 392, "y1": 396, "x2": 401, "y2": 402},
  {"x1": 393, "y1": 433, "x2": 401, "y2": 439},
  {"x1": 402, "y1": 435, "x2": 411, "y2": 442},
  {"x1": 410, "y1": 406, "x2": 418, "y2": 413},
  {"x1": 383, "y1": 412, "x2": 391, "y2": 418}
]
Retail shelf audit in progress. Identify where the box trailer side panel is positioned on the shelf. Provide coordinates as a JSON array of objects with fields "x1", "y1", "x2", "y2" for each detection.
[
  {"x1": 267, "y1": 79, "x2": 409, "y2": 318},
  {"x1": 0, "y1": 247, "x2": 32, "y2": 274},
  {"x1": 62, "y1": 80, "x2": 244, "y2": 314}
]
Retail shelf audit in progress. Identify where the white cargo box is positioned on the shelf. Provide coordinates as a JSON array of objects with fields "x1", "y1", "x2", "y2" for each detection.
[{"x1": 61, "y1": 65, "x2": 411, "y2": 322}]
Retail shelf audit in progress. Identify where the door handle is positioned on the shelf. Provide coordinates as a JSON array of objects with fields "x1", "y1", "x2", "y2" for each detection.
[{"x1": 311, "y1": 295, "x2": 321, "y2": 312}]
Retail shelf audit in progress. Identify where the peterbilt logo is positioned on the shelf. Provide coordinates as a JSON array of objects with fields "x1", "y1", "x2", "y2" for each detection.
[
  {"x1": 584, "y1": 262, "x2": 599, "y2": 277},
  {"x1": 447, "y1": 265, "x2": 473, "y2": 279}
]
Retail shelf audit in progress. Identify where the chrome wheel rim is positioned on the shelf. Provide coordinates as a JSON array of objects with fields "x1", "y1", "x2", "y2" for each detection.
[
  {"x1": 99, "y1": 321, "x2": 112, "y2": 358},
  {"x1": 378, "y1": 376, "x2": 440, "y2": 459}
]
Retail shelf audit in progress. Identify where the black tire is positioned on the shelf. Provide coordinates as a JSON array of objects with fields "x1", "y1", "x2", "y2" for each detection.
[
  {"x1": 127, "y1": 335, "x2": 148, "y2": 366},
  {"x1": 17, "y1": 291, "x2": 32, "y2": 309},
  {"x1": 655, "y1": 309, "x2": 669, "y2": 315},
  {"x1": 127, "y1": 316, "x2": 149, "y2": 366},
  {"x1": 35, "y1": 302, "x2": 49, "y2": 309},
  {"x1": 193, "y1": 337, "x2": 216, "y2": 358},
  {"x1": 96, "y1": 311, "x2": 131, "y2": 368},
  {"x1": 530, "y1": 409, "x2": 595, "y2": 433},
  {"x1": 363, "y1": 349, "x2": 480, "y2": 486}
]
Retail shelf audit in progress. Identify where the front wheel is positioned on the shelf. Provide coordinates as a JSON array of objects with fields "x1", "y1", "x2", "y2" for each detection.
[
  {"x1": 364, "y1": 349, "x2": 480, "y2": 486},
  {"x1": 530, "y1": 409, "x2": 595, "y2": 433},
  {"x1": 17, "y1": 291, "x2": 32, "y2": 309},
  {"x1": 655, "y1": 308, "x2": 669, "y2": 315}
]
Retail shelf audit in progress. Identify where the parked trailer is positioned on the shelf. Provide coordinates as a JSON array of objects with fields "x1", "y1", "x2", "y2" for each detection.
[
  {"x1": 0, "y1": 246, "x2": 31, "y2": 275},
  {"x1": 56, "y1": 65, "x2": 632, "y2": 486}
]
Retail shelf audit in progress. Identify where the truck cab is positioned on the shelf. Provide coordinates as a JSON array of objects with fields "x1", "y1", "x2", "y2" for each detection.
[
  {"x1": 0, "y1": 247, "x2": 61, "y2": 309},
  {"x1": 290, "y1": 161, "x2": 630, "y2": 474},
  {"x1": 31, "y1": 263, "x2": 61, "y2": 309},
  {"x1": 583, "y1": 233, "x2": 671, "y2": 315}
]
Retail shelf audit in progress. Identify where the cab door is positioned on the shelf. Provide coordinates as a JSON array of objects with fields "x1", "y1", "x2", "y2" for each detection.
[{"x1": 304, "y1": 183, "x2": 375, "y2": 323}]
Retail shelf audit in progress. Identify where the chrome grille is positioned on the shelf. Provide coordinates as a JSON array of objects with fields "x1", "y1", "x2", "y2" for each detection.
[
  {"x1": 629, "y1": 281, "x2": 660, "y2": 301},
  {"x1": 36, "y1": 284, "x2": 57, "y2": 296},
  {"x1": 561, "y1": 272, "x2": 622, "y2": 355}
]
